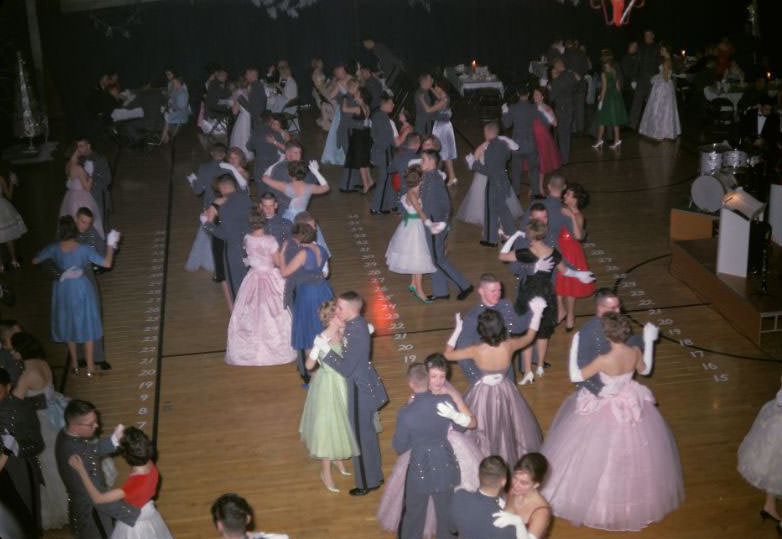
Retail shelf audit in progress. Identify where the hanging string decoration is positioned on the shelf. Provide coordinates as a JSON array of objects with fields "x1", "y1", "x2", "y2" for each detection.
[
  {"x1": 14, "y1": 51, "x2": 48, "y2": 144},
  {"x1": 590, "y1": 0, "x2": 645, "y2": 26},
  {"x1": 89, "y1": 8, "x2": 142, "y2": 38}
]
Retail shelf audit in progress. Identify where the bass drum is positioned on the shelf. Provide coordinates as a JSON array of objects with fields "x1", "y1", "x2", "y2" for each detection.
[{"x1": 691, "y1": 172, "x2": 738, "y2": 213}]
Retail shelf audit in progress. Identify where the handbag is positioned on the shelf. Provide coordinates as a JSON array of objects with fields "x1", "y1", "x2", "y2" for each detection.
[{"x1": 391, "y1": 172, "x2": 401, "y2": 192}]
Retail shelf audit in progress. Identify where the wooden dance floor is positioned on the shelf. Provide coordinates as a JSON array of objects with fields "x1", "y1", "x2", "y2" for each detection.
[{"x1": 12, "y1": 108, "x2": 781, "y2": 538}]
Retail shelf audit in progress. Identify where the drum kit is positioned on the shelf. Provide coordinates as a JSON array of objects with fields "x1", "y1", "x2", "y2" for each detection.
[{"x1": 690, "y1": 143, "x2": 763, "y2": 213}]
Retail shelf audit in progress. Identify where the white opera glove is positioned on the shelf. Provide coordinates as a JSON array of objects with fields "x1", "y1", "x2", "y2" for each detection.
[
  {"x1": 640, "y1": 323, "x2": 659, "y2": 376},
  {"x1": 533, "y1": 256, "x2": 554, "y2": 273},
  {"x1": 500, "y1": 230, "x2": 524, "y2": 254},
  {"x1": 186, "y1": 172, "x2": 197, "y2": 185},
  {"x1": 259, "y1": 533, "x2": 289, "y2": 539},
  {"x1": 492, "y1": 511, "x2": 531, "y2": 539},
  {"x1": 501, "y1": 103, "x2": 509, "y2": 115},
  {"x1": 597, "y1": 100, "x2": 603, "y2": 111},
  {"x1": 219, "y1": 163, "x2": 248, "y2": 191},
  {"x1": 264, "y1": 155, "x2": 284, "y2": 177},
  {"x1": 497, "y1": 136, "x2": 519, "y2": 151},
  {"x1": 436, "y1": 401, "x2": 472, "y2": 428},
  {"x1": 563, "y1": 267, "x2": 595, "y2": 284},
  {"x1": 465, "y1": 153, "x2": 476, "y2": 169},
  {"x1": 1, "y1": 431, "x2": 19, "y2": 456},
  {"x1": 775, "y1": 389, "x2": 782, "y2": 407},
  {"x1": 527, "y1": 297, "x2": 546, "y2": 332},
  {"x1": 367, "y1": 323, "x2": 375, "y2": 335},
  {"x1": 569, "y1": 332, "x2": 584, "y2": 382},
  {"x1": 438, "y1": 170, "x2": 447, "y2": 180},
  {"x1": 424, "y1": 219, "x2": 447, "y2": 234},
  {"x1": 59, "y1": 267, "x2": 83, "y2": 282},
  {"x1": 447, "y1": 313, "x2": 463, "y2": 348},
  {"x1": 84, "y1": 160, "x2": 95, "y2": 177},
  {"x1": 106, "y1": 229, "x2": 121, "y2": 249},
  {"x1": 407, "y1": 158, "x2": 422, "y2": 167},
  {"x1": 110, "y1": 424, "x2": 125, "y2": 447},
  {"x1": 199, "y1": 213, "x2": 209, "y2": 224},
  {"x1": 309, "y1": 161, "x2": 328, "y2": 187},
  {"x1": 631, "y1": 81, "x2": 638, "y2": 90},
  {"x1": 309, "y1": 334, "x2": 330, "y2": 363},
  {"x1": 322, "y1": 260, "x2": 330, "y2": 278}
]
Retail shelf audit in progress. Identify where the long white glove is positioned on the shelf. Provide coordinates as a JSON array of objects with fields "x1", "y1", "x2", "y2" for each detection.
[
  {"x1": 465, "y1": 153, "x2": 476, "y2": 169},
  {"x1": 199, "y1": 213, "x2": 208, "y2": 224},
  {"x1": 639, "y1": 323, "x2": 659, "y2": 376},
  {"x1": 631, "y1": 81, "x2": 638, "y2": 90},
  {"x1": 309, "y1": 334, "x2": 330, "y2": 363},
  {"x1": 533, "y1": 257, "x2": 554, "y2": 273},
  {"x1": 407, "y1": 158, "x2": 422, "y2": 167},
  {"x1": 563, "y1": 267, "x2": 595, "y2": 284},
  {"x1": 492, "y1": 511, "x2": 532, "y2": 539},
  {"x1": 219, "y1": 163, "x2": 248, "y2": 191},
  {"x1": 500, "y1": 230, "x2": 524, "y2": 253},
  {"x1": 569, "y1": 332, "x2": 584, "y2": 382},
  {"x1": 258, "y1": 533, "x2": 289, "y2": 539},
  {"x1": 527, "y1": 297, "x2": 546, "y2": 331},
  {"x1": 367, "y1": 323, "x2": 375, "y2": 335},
  {"x1": 60, "y1": 266, "x2": 84, "y2": 282},
  {"x1": 1, "y1": 431, "x2": 19, "y2": 456},
  {"x1": 447, "y1": 313, "x2": 463, "y2": 347},
  {"x1": 597, "y1": 100, "x2": 603, "y2": 111},
  {"x1": 498, "y1": 136, "x2": 520, "y2": 151},
  {"x1": 322, "y1": 260, "x2": 330, "y2": 278},
  {"x1": 308, "y1": 160, "x2": 328, "y2": 186},
  {"x1": 106, "y1": 229, "x2": 121, "y2": 249},
  {"x1": 84, "y1": 160, "x2": 95, "y2": 177},
  {"x1": 264, "y1": 155, "x2": 284, "y2": 177},
  {"x1": 186, "y1": 172, "x2": 197, "y2": 185},
  {"x1": 501, "y1": 103, "x2": 509, "y2": 115},
  {"x1": 424, "y1": 219, "x2": 447, "y2": 234},
  {"x1": 436, "y1": 401, "x2": 472, "y2": 428},
  {"x1": 775, "y1": 389, "x2": 782, "y2": 407}
]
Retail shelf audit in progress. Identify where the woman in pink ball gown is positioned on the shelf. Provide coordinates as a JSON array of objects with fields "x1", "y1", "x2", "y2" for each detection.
[
  {"x1": 541, "y1": 313, "x2": 684, "y2": 531},
  {"x1": 224, "y1": 209, "x2": 297, "y2": 366}
]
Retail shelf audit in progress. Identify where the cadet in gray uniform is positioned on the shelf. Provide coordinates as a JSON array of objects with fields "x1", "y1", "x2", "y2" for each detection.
[
  {"x1": 414, "y1": 73, "x2": 447, "y2": 135},
  {"x1": 571, "y1": 288, "x2": 644, "y2": 395},
  {"x1": 76, "y1": 139, "x2": 112, "y2": 227},
  {"x1": 393, "y1": 363, "x2": 471, "y2": 539},
  {"x1": 75, "y1": 207, "x2": 109, "y2": 368},
  {"x1": 203, "y1": 174, "x2": 253, "y2": 300},
  {"x1": 456, "y1": 273, "x2": 529, "y2": 383},
  {"x1": 419, "y1": 150, "x2": 473, "y2": 301},
  {"x1": 451, "y1": 456, "x2": 517, "y2": 539},
  {"x1": 190, "y1": 143, "x2": 227, "y2": 281},
  {"x1": 263, "y1": 140, "x2": 318, "y2": 212},
  {"x1": 549, "y1": 59, "x2": 578, "y2": 165},
  {"x1": 259, "y1": 192, "x2": 292, "y2": 247},
  {"x1": 0, "y1": 322, "x2": 23, "y2": 384},
  {"x1": 55, "y1": 400, "x2": 139, "y2": 539},
  {"x1": 468, "y1": 122, "x2": 517, "y2": 246},
  {"x1": 369, "y1": 94, "x2": 399, "y2": 214},
  {"x1": 315, "y1": 292, "x2": 388, "y2": 496},
  {"x1": 247, "y1": 111, "x2": 286, "y2": 187},
  {"x1": 502, "y1": 88, "x2": 545, "y2": 196},
  {"x1": 238, "y1": 67, "x2": 267, "y2": 129}
]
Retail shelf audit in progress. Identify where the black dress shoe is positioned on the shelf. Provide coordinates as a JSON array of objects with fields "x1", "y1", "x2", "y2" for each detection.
[
  {"x1": 427, "y1": 295, "x2": 450, "y2": 302},
  {"x1": 349, "y1": 484, "x2": 382, "y2": 496},
  {"x1": 339, "y1": 188, "x2": 351, "y2": 193},
  {"x1": 457, "y1": 285, "x2": 474, "y2": 301},
  {"x1": 380, "y1": 210, "x2": 390, "y2": 214},
  {"x1": 479, "y1": 241, "x2": 497, "y2": 247}
]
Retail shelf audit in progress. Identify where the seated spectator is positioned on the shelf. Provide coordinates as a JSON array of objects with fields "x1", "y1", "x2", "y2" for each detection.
[
  {"x1": 211, "y1": 493, "x2": 288, "y2": 539},
  {"x1": 269, "y1": 66, "x2": 298, "y2": 114}
]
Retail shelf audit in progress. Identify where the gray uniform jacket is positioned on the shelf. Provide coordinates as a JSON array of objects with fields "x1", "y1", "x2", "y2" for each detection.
[
  {"x1": 576, "y1": 315, "x2": 645, "y2": 395},
  {"x1": 192, "y1": 159, "x2": 222, "y2": 208},
  {"x1": 502, "y1": 101, "x2": 544, "y2": 154},
  {"x1": 451, "y1": 490, "x2": 516, "y2": 539}
]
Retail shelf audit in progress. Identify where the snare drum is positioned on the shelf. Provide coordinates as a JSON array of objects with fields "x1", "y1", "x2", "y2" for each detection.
[
  {"x1": 723, "y1": 149, "x2": 748, "y2": 169},
  {"x1": 691, "y1": 172, "x2": 738, "y2": 213},
  {"x1": 699, "y1": 144, "x2": 726, "y2": 175}
]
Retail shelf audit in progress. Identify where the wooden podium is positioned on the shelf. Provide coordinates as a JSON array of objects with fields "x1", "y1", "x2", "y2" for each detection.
[{"x1": 669, "y1": 207, "x2": 717, "y2": 243}]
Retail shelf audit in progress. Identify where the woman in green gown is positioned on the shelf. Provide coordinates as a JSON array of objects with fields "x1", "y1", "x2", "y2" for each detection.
[
  {"x1": 593, "y1": 58, "x2": 628, "y2": 150},
  {"x1": 299, "y1": 299, "x2": 359, "y2": 492}
]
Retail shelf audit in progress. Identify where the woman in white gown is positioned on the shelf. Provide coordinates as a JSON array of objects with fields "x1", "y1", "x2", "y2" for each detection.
[
  {"x1": 0, "y1": 168, "x2": 26, "y2": 270},
  {"x1": 638, "y1": 44, "x2": 681, "y2": 141},
  {"x1": 230, "y1": 80, "x2": 253, "y2": 161},
  {"x1": 11, "y1": 332, "x2": 69, "y2": 530},
  {"x1": 738, "y1": 375, "x2": 782, "y2": 532},
  {"x1": 456, "y1": 137, "x2": 523, "y2": 226},
  {"x1": 59, "y1": 148, "x2": 104, "y2": 238},
  {"x1": 431, "y1": 82, "x2": 459, "y2": 184},
  {"x1": 385, "y1": 167, "x2": 437, "y2": 303}
]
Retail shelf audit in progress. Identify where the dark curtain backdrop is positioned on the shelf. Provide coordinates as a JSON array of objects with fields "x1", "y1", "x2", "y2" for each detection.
[{"x1": 0, "y1": 0, "x2": 777, "y2": 140}]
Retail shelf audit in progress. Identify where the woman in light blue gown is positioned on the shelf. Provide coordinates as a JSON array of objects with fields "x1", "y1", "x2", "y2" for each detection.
[{"x1": 321, "y1": 65, "x2": 350, "y2": 165}]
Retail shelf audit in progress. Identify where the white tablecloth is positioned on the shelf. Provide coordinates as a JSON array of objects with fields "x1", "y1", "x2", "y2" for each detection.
[{"x1": 445, "y1": 68, "x2": 504, "y2": 96}]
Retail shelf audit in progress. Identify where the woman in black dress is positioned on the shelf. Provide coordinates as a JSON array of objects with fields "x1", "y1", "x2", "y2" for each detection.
[
  {"x1": 499, "y1": 220, "x2": 594, "y2": 385},
  {"x1": 340, "y1": 79, "x2": 373, "y2": 193}
]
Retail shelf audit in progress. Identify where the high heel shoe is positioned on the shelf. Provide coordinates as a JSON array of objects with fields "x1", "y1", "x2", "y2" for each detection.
[
  {"x1": 519, "y1": 372, "x2": 534, "y2": 385},
  {"x1": 320, "y1": 472, "x2": 340, "y2": 493},
  {"x1": 70, "y1": 367, "x2": 80, "y2": 376},
  {"x1": 536, "y1": 365, "x2": 544, "y2": 377},
  {"x1": 609, "y1": 140, "x2": 622, "y2": 149},
  {"x1": 591, "y1": 140, "x2": 604, "y2": 149},
  {"x1": 333, "y1": 463, "x2": 352, "y2": 477},
  {"x1": 408, "y1": 285, "x2": 432, "y2": 304},
  {"x1": 761, "y1": 509, "x2": 780, "y2": 523},
  {"x1": 86, "y1": 370, "x2": 96, "y2": 378}
]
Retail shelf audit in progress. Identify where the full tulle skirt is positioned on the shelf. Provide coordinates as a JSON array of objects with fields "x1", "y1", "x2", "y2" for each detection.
[
  {"x1": 738, "y1": 397, "x2": 782, "y2": 495},
  {"x1": 385, "y1": 218, "x2": 436, "y2": 274},
  {"x1": 225, "y1": 267, "x2": 297, "y2": 366},
  {"x1": 230, "y1": 108, "x2": 253, "y2": 161},
  {"x1": 110, "y1": 501, "x2": 172, "y2": 539},
  {"x1": 184, "y1": 226, "x2": 214, "y2": 273},
  {"x1": 433, "y1": 120, "x2": 457, "y2": 161},
  {"x1": 638, "y1": 76, "x2": 681, "y2": 140},
  {"x1": 541, "y1": 385, "x2": 684, "y2": 531},
  {"x1": 299, "y1": 361, "x2": 360, "y2": 459},
  {"x1": 59, "y1": 189, "x2": 104, "y2": 238},
  {"x1": 455, "y1": 172, "x2": 523, "y2": 226},
  {"x1": 377, "y1": 429, "x2": 485, "y2": 537},
  {"x1": 321, "y1": 105, "x2": 346, "y2": 165},
  {"x1": 465, "y1": 377, "x2": 542, "y2": 468},
  {"x1": 0, "y1": 197, "x2": 27, "y2": 243}
]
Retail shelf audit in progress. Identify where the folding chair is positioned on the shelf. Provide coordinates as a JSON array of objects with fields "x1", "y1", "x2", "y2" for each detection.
[{"x1": 280, "y1": 97, "x2": 301, "y2": 133}]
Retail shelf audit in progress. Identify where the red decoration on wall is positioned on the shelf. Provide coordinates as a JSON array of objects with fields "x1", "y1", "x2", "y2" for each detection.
[{"x1": 590, "y1": 0, "x2": 645, "y2": 26}]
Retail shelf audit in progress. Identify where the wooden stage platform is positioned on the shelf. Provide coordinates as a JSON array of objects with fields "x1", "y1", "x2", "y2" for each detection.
[
  {"x1": 7, "y1": 106, "x2": 781, "y2": 538},
  {"x1": 671, "y1": 238, "x2": 782, "y2": 346}
]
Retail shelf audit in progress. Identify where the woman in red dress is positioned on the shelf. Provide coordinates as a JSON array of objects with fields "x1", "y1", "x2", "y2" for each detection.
[
  {"x1": 69, "y1": 427, "x2": 173, "y2": 538},
  {"x1": 526, "y1": 87, "x2": 563, "y2": 196},
  {"x1": 555, "y1": 183, "x2": 595, "y2": 330}
]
